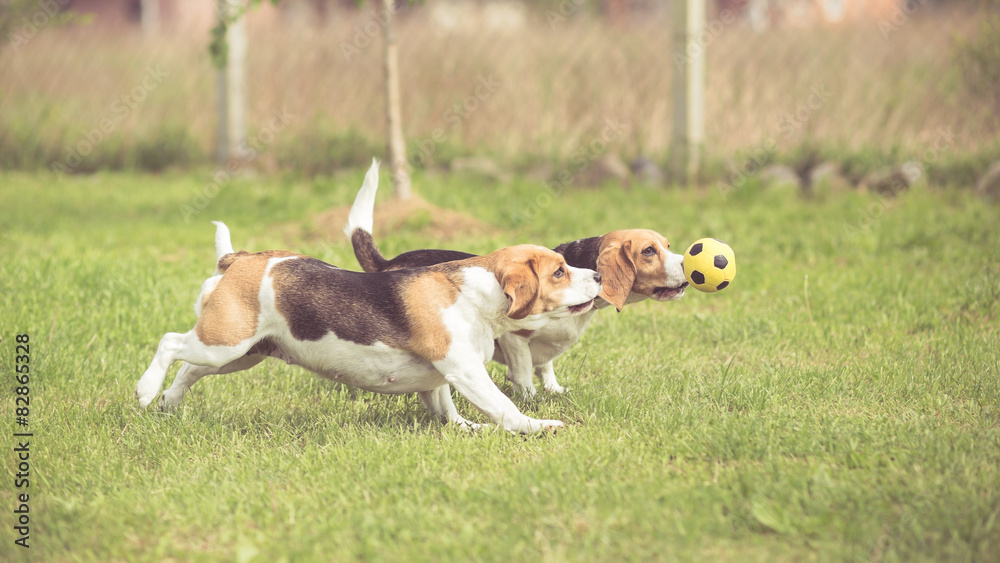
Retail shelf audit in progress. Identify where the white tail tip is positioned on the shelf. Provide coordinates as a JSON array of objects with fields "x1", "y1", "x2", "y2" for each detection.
[
  {"x1": 212, "y1": 221, "x2": 235, "y2": 261},
  {"x1": 344, "y1": 158, "x2": 380, "y2": 239}
]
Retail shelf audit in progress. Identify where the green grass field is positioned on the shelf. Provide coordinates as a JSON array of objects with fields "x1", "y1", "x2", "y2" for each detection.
[{"x1": 1, "y1": 170, "x2": 998, "y2": 562}]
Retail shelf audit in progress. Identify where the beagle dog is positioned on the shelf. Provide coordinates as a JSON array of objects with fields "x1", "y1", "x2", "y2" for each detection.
[
  {"x1": 135, "y1": 222, "x2": 602, "y2": 434},
  {"x1": 345, "y1": 160, "x2": 688, "y2": 398}
]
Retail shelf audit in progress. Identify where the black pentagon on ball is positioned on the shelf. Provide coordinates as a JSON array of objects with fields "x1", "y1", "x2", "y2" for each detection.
[
  {"x1": 717, "y1": 281, "x2": 729, "y2": 290},
  {"x1": 714, "y1": 254, "x2": 729, "y2": 269},
  {"x1": 690, "y1": 270, "x2": 706, "y2": 285},
  {"x1": 689, "y1": 242, "x2": 703, "y2": 256}
]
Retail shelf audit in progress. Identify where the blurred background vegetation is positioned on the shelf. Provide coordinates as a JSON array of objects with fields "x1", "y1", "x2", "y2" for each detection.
[{"x1": 1, "y1": 0, "x2": 999, "y2": 187}]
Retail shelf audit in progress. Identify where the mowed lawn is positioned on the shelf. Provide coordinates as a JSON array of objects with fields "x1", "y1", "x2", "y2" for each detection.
[{"x1": 1, "y1": 170, "x2": 998, "y2": 562}]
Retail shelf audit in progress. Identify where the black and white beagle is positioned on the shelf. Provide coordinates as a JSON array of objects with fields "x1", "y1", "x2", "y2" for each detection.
[
  {"x1": 135, "y1": 219, "x2": 602, "y2": 434},
  {"x1": 345, "y1": 160, "x2": 688, "y2": 397}
]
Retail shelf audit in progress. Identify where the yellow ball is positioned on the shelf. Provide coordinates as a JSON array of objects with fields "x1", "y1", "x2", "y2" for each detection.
[{"x1": 683, "y1": 238, "x2": 736, "y2": 293}]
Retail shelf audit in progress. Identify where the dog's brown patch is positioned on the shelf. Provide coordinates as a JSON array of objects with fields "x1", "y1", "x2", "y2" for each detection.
[
  {"x1": 400, "y1": 271, "x2": 460, "y2": 361},
  {"x1": 196, "y1": 250, "x2": 298, "y2": 346}
]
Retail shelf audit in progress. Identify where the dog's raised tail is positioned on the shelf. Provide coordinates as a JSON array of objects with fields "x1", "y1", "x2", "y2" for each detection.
[
  {"x1": 345, "y1": 158, "x2": 380, "y2": 239},
  {"x1": 212, "y1": 221, "x2": 235, "y2": 262},
  {"x1": 345, "y1": 158, "x2": 390, "y2": 273}
]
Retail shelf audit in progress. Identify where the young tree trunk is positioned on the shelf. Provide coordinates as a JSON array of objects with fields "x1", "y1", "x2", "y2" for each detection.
[
  {"x1": 670, "y1": 0, "x2": 705, "y2": 185},
  {"x1": 382, "y1": 0, "x2": 412, "y2": 199},
  {"x1": 140, "y1": 0, "x2": 161, "y2": 37},
  {"x1": 215, "y1": 0, "x2": 247, "y2": 165}
]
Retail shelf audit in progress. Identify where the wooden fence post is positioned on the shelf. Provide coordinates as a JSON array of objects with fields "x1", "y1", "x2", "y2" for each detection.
[
  {"x1": 215, "y1": 0, "x2": 247, "y2": 165},
  {"x1": 671, "y1": 0, "x2": 705, "y2": 185},
  {"x1": 383, "y1": 0, "x2": 412, "y2": 199}
]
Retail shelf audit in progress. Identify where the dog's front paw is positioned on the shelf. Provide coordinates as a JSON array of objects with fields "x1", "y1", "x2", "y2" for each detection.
[
  {"x1": 537, "y1": 419, "x2": 563, "y2": 432},
  {"x1": 450, "y1": 417, "x2": 483, "y2": 432},
  {"x1": 516, "y1": 418, "x2": 563, "y2": 435}
]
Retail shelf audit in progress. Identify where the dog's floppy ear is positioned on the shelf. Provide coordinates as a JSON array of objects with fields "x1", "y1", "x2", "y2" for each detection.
[
  {"x1": 596, "y1": 240, "x2": 634, "y2": 312},
  {"x1": 501, "y1": 258, "x2": 539, "y2": 320}
]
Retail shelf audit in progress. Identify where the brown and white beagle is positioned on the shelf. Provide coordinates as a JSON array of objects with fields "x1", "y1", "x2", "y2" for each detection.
[
  {"x1": 345, "y1": 160, "x2": 687, "y2": 397},
  {"x1": 135, "y1": 221, "x2": 602, "y2": 434}
]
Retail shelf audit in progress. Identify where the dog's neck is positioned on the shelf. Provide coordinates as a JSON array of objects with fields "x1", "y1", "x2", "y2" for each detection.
[
  {"x1": 446, "y1": 264, "x2": 561, "y2": 335},
  {"x1": 553, "y1": 236, "x2": 602, "y2": 271}
]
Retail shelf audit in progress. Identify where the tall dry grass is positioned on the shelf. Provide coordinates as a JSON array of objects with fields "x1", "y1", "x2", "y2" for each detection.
[{"x1": 1, "y1": 4, "x2": 996, "y2": 175}]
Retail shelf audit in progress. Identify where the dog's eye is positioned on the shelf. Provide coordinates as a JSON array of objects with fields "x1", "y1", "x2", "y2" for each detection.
[
  {"x1": 553, "y1": 267, "x2": 564, "y2": 279},
  {"x1": 642, "y1": 246, "x2": 656, "y2": 256}
]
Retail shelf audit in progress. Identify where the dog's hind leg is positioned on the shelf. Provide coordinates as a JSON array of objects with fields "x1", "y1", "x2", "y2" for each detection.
[
  {"x1": 160, "y1": 354, "x2": 267, "y2": 410},
  {"x1": 135, "y1": 329, "x2": 255, "y2": 407},
  {"x1": 136, "y1": 332, "x2": 187, "y2": 407},
  {"x1": 419, "y1": 384, "x2": 481, "y2": 430}
]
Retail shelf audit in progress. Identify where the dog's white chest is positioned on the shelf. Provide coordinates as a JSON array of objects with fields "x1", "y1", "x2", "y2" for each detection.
[{"x1": 526, "y1": 309, "x2": 597, "y2": 365}]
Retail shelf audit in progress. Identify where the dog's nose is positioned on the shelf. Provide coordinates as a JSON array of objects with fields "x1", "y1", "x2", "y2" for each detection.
[{"x1": 593, "y1": 272, "x2": 602, "y2": 284}]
